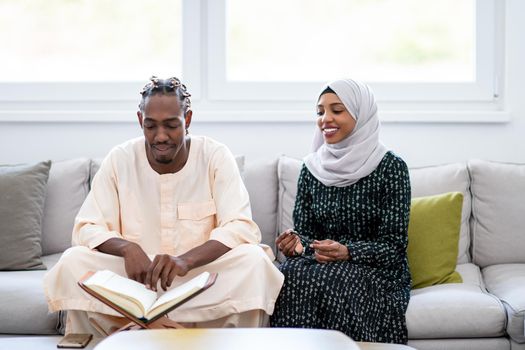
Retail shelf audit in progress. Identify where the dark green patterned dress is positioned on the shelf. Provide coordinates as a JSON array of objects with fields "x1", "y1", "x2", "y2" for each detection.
[{"x1": 270, "y1": 151, "x2": 411, "y2": 344}]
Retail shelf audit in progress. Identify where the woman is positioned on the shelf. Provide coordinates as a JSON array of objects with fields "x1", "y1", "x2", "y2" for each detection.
[{"x1": 270, "y1": 79, "x2": 411, "y2": 344}]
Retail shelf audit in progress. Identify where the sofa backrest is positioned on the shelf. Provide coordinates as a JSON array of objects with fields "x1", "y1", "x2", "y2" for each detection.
[
  {"x1": 409, "y1": 163, "x2": 472, "y2": 264},
  {"x1": 88, "y1": 156, "x2": 273, "y2": 249},
  {"x1": 271, "y1": 156, "x2": 473, "y2": 265},
  {"x1": 276, "y1": 156, "x2": 303, "y2": 235},
  {"x1": 47, "y1": 155, "x2": 525, "y2": 269},
  {"x1": 41, "y1": 159, "x2": 91, "y2": 255},
  {"x1": 468, "y1": 159, "x2": 525, "y2": 267},
  {"x1": 243, "y1": 158, "x2": 279, "y2": 253}
]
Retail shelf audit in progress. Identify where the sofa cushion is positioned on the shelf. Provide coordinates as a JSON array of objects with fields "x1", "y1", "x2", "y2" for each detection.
[
  {"x1": 409, "y1": 163, "x2": 472, "y2": 264},
  {"x1": 0, "y1": 253, "x2": 63, "y2": 334},
  {"x1": 408, "y1": 192, "x2": 463, "y2": 289},
  {"x1": 483, "y1": 264, "x2": 525, "y2": 343},
  {"x1": 41, "y1": 159, "x2": 91, "y2": 255},
  {"x1": 243, "y1": 158, "x2": 279, "y2": 254},
  {"x1": 469, "y1": 160, "x2": 525, "y2": 267},
  {"x1": 406, "y1": 263, "x2": 506, "y2": 339},
  {"x1": 89, "y1": 158, "x2": 103, "y2": 186},
  {"x1": 408, "y1": 338, "x2": 511, "y2": 350},
  {"x1": 0, "y1": 161, "x2": 51, "y2": 270},
  {"x1": 277, "y1": 159, "x2": 473, "y2": 266},
  {"x1": 276, "y1": 156, "x2": 302, "y2": 261},
  {"x1": 277, "y1": 156, "x2": 302, "y2": 234}
]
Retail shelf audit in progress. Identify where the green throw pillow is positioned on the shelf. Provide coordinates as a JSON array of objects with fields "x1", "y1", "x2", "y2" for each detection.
[{"x1": 407, "y1": 192, "x2": 463, "y2": 289}]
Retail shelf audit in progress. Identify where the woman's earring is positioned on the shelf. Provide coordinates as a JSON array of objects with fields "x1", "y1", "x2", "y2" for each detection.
[{"x1": 185, "y1": 128, "x2": 189, "y2": 136}]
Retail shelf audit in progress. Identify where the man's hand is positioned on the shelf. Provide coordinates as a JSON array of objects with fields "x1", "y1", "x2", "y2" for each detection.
[
  {"x1": 311, "y1": 239, "x2": 349, "y2": 263},
  {"x1": 121, "y1": 243, "x2": 152, "y2": 283},
  {"x1": 96, "y1": 238, "x2": 152, "y2": 284},
  {"x1": 145, "y1": 255, "x2": 190, "y2": 292},
  {"x1": 276, "y1": 229, "x2": 304, "y2": 257}
]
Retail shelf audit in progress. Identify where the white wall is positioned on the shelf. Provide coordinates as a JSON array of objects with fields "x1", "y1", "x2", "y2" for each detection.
[{"x1": 1, "y1": 1, "x2": 524, "y2": 167}]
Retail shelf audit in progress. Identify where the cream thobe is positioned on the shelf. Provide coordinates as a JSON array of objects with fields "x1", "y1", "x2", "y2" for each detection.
[{"x1": 44, "y1": 135, "x2": 283, "y2": 326}]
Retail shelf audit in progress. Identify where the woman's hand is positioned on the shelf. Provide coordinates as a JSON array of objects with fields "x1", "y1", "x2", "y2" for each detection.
[
  {"x1": 311, "y1": 239, "x2": 350, "y2": 263},
  {"x1": 276, "y1": 229, "x2": 304, "y2": 257}
]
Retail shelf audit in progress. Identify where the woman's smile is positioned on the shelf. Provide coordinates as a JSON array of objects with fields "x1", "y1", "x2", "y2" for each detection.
[{"x1": 322, "y1": 126, "x2": 339, "y2": 138}]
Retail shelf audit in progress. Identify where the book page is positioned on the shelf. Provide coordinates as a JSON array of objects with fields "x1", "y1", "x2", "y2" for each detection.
[
  {"x1": 146, "y1": 271, "x2": 210, "y2": 319},
  {"x1": 84, "y1": 270, "x2": 157, "y2": 318}
]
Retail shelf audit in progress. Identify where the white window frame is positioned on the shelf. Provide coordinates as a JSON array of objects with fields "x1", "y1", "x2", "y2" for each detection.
[
  {"x1": 0, "y1": 0, "x2": 509, "y2": 123},
  {"x1": 208, "y1": 0, "x2": 499, "y2": 102},
  {"x1": 0, "y1": 0, "x2": 201, "y2": 122}
]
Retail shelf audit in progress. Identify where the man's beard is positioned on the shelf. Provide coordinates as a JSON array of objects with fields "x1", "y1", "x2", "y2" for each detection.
[
  {"x1": 150, "y1": 143, "x2": 176, "y2": 164},
  {"x1": 154, "y1": 155, "x2": 173, "y2": 164}
]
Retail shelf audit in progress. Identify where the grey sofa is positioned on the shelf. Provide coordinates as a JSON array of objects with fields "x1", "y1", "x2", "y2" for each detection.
[{"x1": 1, "y1": 156, "x2": 525, "y2": 350}]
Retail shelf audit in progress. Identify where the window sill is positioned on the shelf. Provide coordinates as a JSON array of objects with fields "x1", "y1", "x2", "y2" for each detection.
[{"x1": 0, "y1": 109, "x2": 511, "y2": 124}]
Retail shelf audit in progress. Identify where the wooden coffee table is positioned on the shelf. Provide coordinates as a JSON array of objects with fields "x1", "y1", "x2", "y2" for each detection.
[{"x1": 95, "y1": 328, "x2": 415, "y2": 350}]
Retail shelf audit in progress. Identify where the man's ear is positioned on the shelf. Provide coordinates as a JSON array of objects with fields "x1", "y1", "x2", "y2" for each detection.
[
  {"x1": 184, "y1": 109, "x2": 193, "y2": 130},
  {"x1": 137, "y1": 111, "x2": 144, "y2": 128}
]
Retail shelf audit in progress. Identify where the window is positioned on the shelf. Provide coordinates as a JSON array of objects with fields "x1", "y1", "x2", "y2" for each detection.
[
  {"x1": 0, "y1": 0, "x2": 505, "y2": 122},
  {"x1": 208, "y1": 0, "x2": 500, "y2": 103},
  {"x1": 227, "y1": 0, "x2": 474, "y2": 83},
  {"x1": 0, "y1": 0, "x2": 182, "y2": 101}
]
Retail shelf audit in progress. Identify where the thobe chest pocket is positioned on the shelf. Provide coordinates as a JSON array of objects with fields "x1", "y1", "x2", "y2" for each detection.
[
  {"x1": 176, "y1": 200, "x2": 217, "y2": 251},
  {"x1": 178, "y1": 200, "x2": 217, "y2": 220}
]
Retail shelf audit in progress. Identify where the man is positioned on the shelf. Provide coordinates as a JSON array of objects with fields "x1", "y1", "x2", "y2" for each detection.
[{"x1": 44, "y1": 76, "x2": 284, "y2": 336}]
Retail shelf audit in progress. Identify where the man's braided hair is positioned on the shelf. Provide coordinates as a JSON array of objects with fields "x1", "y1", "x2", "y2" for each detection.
[{"x1": 139, "y1": 76, "x2": 191, "y2": 115}]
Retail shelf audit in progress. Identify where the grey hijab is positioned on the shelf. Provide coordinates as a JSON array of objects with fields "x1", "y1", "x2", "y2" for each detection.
[{"x1": 304, "y1": 79, "x2": 388, "y2": 187}]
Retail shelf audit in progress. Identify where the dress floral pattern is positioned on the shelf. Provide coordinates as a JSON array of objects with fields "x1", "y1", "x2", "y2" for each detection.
[{"x1": 271, "y1": 151, "x2": 411, "y2": 344}]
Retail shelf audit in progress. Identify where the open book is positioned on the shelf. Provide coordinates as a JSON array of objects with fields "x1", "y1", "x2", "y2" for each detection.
[{"x1": 78, "y1": 270, "x2": 217, "y2": 325}]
